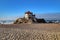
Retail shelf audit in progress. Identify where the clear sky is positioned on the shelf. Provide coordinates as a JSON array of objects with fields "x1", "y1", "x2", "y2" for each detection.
[{"x1": 0, "y1": 0, "x2": 60, "y2": 20}]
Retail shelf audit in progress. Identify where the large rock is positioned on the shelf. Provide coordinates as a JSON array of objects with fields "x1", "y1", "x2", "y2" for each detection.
[
  {"x1": 14, "y1": 11, "x2": 46, "y2": 24},
  {"x1": 14, "y1": 18, "x2": 34, "y2": 24},
  {"x1": 14, "y1": 18, "x2": 46, "y2": 24}
]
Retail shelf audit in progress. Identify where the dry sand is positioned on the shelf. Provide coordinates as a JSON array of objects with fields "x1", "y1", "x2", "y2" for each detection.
[{"x1": 0, "y1": 23, "x2": 60, "y2": 40}]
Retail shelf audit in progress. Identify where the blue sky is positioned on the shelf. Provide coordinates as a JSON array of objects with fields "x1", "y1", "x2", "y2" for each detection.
[{"x1": 0, "y1": 0, "x2": 60, "y2": 20}]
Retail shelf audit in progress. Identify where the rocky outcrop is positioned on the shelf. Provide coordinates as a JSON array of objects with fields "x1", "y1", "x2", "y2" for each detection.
[
  {"x1": 14, "y1": 18, "x2": 35, "y2": 24},
  {"x1": 14, "y1": 18, "x2": 28, "y2": 24},
  {"x1": 14, "y1": 18, "x2": 46, "y2": 24},
  {"x1": 36, "y1": 19, "x2": 46, "y2": 23},
  {"x1": 14, "y1": 11, "x2": 46, "y2": 24}
]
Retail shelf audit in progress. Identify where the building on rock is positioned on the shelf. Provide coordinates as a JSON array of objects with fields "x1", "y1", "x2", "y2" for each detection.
[{"x1": 14, "y1": 11, "x2": 46, "y2": 24}]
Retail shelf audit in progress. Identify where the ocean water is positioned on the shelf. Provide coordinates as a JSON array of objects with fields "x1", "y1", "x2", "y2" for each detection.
[
  {"x1": 0, "y1": 20, "x2": 60, "y2": 24},
  {"x1": 0, "y1": 20, "x2": 15, "y2": 24},
  {"x1": 45, "y1": 20, "x2": 60, "y2": 23}
]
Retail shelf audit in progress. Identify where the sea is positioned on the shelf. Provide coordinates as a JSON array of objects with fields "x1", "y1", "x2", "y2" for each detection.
[
  {"x1": 0, "y1": 19, "x2": 60, "y2": 24},
  {"x1": 0, "y1": 20, "x2": 15, "y2": 24}
]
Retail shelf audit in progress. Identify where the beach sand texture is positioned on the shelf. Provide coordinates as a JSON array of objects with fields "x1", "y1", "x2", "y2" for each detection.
[{"x1": 0, "y1": 23, "x2": 60, "y2": 40}]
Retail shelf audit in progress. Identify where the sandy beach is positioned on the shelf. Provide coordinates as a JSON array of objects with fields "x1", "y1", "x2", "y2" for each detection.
[{"x1": 0, "y1": 23, "x2": 60, "y2": 40}]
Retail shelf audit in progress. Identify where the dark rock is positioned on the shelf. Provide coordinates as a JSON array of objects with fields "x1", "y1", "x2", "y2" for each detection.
[{"x1": 36, "y1": 19, "x2": 46, "y2": 23}]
